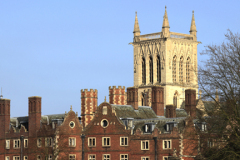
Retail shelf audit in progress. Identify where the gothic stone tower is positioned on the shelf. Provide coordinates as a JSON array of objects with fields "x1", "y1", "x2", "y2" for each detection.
[{"x1": 131, "y1": 8, "x2": 200, "y2": 109}]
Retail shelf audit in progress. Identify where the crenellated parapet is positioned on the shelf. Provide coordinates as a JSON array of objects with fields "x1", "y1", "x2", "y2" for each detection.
[{"x1": 109, "y1": 86, "x2": 126, "y2": 105}]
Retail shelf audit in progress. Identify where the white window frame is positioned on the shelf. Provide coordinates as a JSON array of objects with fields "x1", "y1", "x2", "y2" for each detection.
[
  {"x1": 48, "y1": 154, "x2": 52, "y2": 160},
  {"x1": 37, "y1": 155, "x2": 41, "y2": 160},
  {"x1": 6, "y1": 140, "x2": 10, "y2": 149},
  {"x1": 141, "y1": 157, "x2": 150, "y2": 160},
  {"x1": 24, "y1": 139, "x2": 28, "y2": 148},
  {"x1": 88, "y1": 154, "x2": 96, "y2": 160},
  {"x1": 5, "y1": 156, "x2": 10, "y2": 160},
  {"x1": 88, "y1": 137, "x2": 96, "y2": 147},
  {"x1": 13, "y1": 156, "x2": 20, "y2": 160},
  {"x1": 102, "y1": 154, "x2": 110, "y2": 160},
  {"x1": 120, "y1": 137, "x2": 128, "y2": 146},
  {"x1": 37, "y1": 138, "x2": 42, "y2": 147},
  {"x1": 13, "y1": 139, "x2": 20, "y2": 149},
  {"x1": 69, "y1": 154, "x2": 76, "y2": 160},
  {"x1": 102, "y1": 137, "x2": 110, "y2": 147},
  {"x1": 103, "y1": 106, "x2": 107, "y2": 115},
  {"x1": 141, "y1": 140, "x2": 149, "y2": 150},
  {"x1": 69, "y1": 137, "x2": 76, "y2": 147},
  {"x1": 163, "y1": 156, "x2": 169, "y2": 160},
  {"x1": 120, "y1": 154, "x2": 128, "y2": 160},
  {"x1": 24, "y1": 156, "x2": 28, "y2": 160},
  {"x1": 45, "y1": 137, "x2": 53, "y2": 147},
  {"x1": 163, "y1": 140, "x2": 171, "y2": 149}
]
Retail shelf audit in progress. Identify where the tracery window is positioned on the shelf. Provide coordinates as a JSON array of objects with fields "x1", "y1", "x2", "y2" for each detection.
[
  {"x1": 149, "y1": 57, "x2": 153, "y2": 84},
  {"x1": 186, "y1": 57, "x2": 190, "y2": 83},
  {"x1": 157, "y1": 55, "x2": 161, "y2": 83},
  {"x1": 172, "y1": 56, "x2": 177, "y2": 82},
  {"x1": 142, "y1": 57, "x2": 146, "y2": 84},
  {"x1": 179, "y1": 56, "x2": 183, "y2": 83},
  {"x1": 173, "y1": 92, "x2": 178, "y2": 107}
]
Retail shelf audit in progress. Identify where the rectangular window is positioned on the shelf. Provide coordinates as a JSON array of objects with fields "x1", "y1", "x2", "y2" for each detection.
[
  {"x1": 37, "y1": 138, "x2": 42, "y2": 147},
  {"x1": 141, "y1": 157, "x2": 149, "y2": 160},
  {"x1": 5, "y1": 156, "x2": 10, "y2": 160},
  {"x1": 6, "y1": 140, "x2": 10, "y2": 149},
  {"x1": 141, "y1": 140, "x2": 149, "y2": 150},
  {"x1": 88, "y1": 137, "x2": 96, "y2": 147},
  {"x1": 163, "y1": 140, "x2": 171, "y2": 149},
  {"x1": 48, "y1": 155, "x2": 52, "y2": 160},
  {"x1": 120, "y1": 154, "x2": 128, "y2": 160},
  {"x1": 103, "y1": 154, "x2": 110, "y2": 160},
  {"x1": 69, "y1": 154, "x2": 76, "y2": 160},
  {"x1": 120, "y1": 137, "x2": 128, "y2": 146},
  {"x1": 24, "y1": 156, "x2": 28, "y2": 160},
  {"x1": 13, "y1": 157, "x2": 20, "y2": 160},
  {"x1": 37, "y1": 155, "x2": 41, "y2": 160},
  {"x1": 163, "y1": 157, "x2": 169, "y2": 160},
  {"x1": 102, "y1": 137, "x2": 110, "y2": 147},
  {"x1": 69, "y1": 137, "x2": 76, "y2": 147},
  {"x1": 88, "y1": 154, "x2": 96, "y2": 160},
  {"x1": 45, "y1": 137, "x2": 52, "y2": 147},
  {"x1": 13, "y1": 139, "x2": 20, "y2": 149},
  {"x1": 24, "y1": 139, "x2": 28, "y2": 148}
]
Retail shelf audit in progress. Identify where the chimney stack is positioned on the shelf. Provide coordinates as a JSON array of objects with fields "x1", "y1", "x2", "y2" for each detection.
[
  {"x1": 151, "y1": 86, "x2": 164, "y2": 116},
  {"x1": 166, "y1": 105, "x2": 176, "y2": 118},
  {"x1": 185, "y1": 89, "x2": 196, "y2": 118},
  {"x1": 127, "y1": 87, "x2": 138, "y2": 110}
]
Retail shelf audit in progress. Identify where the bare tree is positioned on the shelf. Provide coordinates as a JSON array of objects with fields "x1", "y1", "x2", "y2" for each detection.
[{"x1": 198, "y1": 30, "x2": 240, "y2": 159}]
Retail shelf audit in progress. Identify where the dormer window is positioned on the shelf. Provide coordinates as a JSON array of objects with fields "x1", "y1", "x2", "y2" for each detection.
[
  {"x1": 201, "y1": 123, "x2": 207, "y2": 131},
  {"x1": 144, "y1": 123, "x2": 155, "y2": 133},
  {"x1": 165, "y1": 122, "x2": 177, "y2": 132}
]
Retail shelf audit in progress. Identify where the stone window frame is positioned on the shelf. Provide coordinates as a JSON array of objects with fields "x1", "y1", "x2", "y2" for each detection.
[
  {"x1": 120, "y1": 154, "x2": 128, "y2": 160},
  {"x1": 48, "y1": 154, "x2": 52, "y2": 160},
  {"x1": 13, "y1": 139, "x2": 20, "y2": 149},
  {"x1": 37, "y1": 138, "x2": 42, "y2": 147},
  {"x1": 102, "y1": 154, "x2": 110, "y2": 160},
  {"x1": 88, "y1": 137, "x2": 96, "y2": 147},
  {"x1": 120, "y1": 137, "x2": 128, "y2": 146},
  {"x1": 69, "y1": 154, "x2": 76, "y2": 160},
  {"x1": 88, "y1": 154, "x2": 96, "y2": 160},
  {"x1": 5, "y1": 156, "x2": 10, "y2": 160},
  {"x1": 103, "y1": 106, "x2": 107, "y2": 115},
  {"x1": 163, "y1": 139, "x2": 172, "y2": 149},
  {"x1": 163, "y1": 157, "x2": 169, "y2": 160},
  {"x1": 102, "y1": 137, "x2": 111, "y2": 147},
  {"x1": 13, "y1": 156, "x2": 20, "y2": 160},
  {"x1": 69, "y1": 137, "x2": 76, "y2": 147},
  {"x1": 101, "y1": 119, "x2": 109, "y2": 128},
  {"x1": 24, "y1": 139, "x2": 28, "y2": 148},
  {"x1": 45, "y1": 137, "x2": 53, "y2": 147},
  {"x1": 6, "y1": 140, "x2": 10, "y2": 149},
  {"x1": 141, "y1": 140, "x2": 149, "y2": 150},
  {"x1": 186, "y1": 57, "x2": 191, "y2": 83},
  {"x1": 37, "y1": 155, "x2": 41, "y2": 160},
  {"x1": 24, "y1": 156, "x2": 28, "y2": 160},
  {"x1": 141, "y1": 157, "x2": 150, "y2": 160},
  {"x1": 179, "y1": 56, "x2": 184, "y2": 82}
]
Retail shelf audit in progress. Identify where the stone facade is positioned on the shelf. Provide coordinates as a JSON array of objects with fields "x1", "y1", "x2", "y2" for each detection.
[{"x1": 132, "y1": 8, "x2": 200, "y2": 109}]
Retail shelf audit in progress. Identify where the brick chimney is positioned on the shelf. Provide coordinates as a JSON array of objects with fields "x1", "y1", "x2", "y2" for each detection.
[
  {"x1": 151, "y1": 86, "x2": 164, "y2": 116},
  {"x1": 109, "y1": 86, "x2": 126, "y2": 105},
  {"x1": 127, "y1": 87, "x2": 138, "y2": 110},
  {"x1": 81, "y1": 89, "x2": 98, "y2": 127},
  {"x1": 185, "y1": 89, "x2": 196, "y2": 118},
  {"x1": 0, "y1": 98, "x2": 10, "y2": 138},
  {"x1": 28, "y1": 96, "x2": 42, "y2": 137},
  {"x1": 166, "y1": 105, "x2": 176, "y2": 118}
]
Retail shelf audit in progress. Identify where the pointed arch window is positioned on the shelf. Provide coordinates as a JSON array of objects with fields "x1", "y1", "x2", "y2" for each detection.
[
  {"x1": 186, "y1": 57, "x2": 190, "y2": 83},
  {"x1": 142, "y1": 57, "x2": 146, "y2": 84},
  {"x1": 172, "y1": 56, "x2": 177, "y2": 82},
  {"x1": 179, "y1": 56, "x2": 184, "y2": 83},
  {"x1": 157, "y1": 55, "x2": 161, "y2": 83},
  {"x1": 149, "y1": 57, "x2": 153, "y2": 84}
]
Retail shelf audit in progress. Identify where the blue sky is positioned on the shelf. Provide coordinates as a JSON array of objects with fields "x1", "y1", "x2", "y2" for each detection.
[{"x1": 0, "y1": 1, "x2": 239, "y2": 117}]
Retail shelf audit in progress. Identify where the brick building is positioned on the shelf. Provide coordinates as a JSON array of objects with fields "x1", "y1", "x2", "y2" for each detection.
[{"x1": 0, "y1": 7, "x2": 206, "y2": 160}]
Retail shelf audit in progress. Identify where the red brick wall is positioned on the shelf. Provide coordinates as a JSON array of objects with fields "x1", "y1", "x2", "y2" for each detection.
[
  {"x1": 109, "y1": 86, "x2": 126, "y2": 105},
  {"x1": 152, "y1": 86, "x2": 164, "y2": 116}
]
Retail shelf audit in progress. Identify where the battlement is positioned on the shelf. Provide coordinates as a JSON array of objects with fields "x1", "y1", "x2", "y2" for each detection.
[
  {"x1": 109, "y1": 86, "x2": 125, "y2": 90},
  {"x1": 81, "y1": 89, "x2": 98, "y2": 93}
]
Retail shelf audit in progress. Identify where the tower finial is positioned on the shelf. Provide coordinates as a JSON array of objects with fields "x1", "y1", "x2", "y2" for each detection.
[
  {"x1": 162, "y1": 6, "x2": 170, "y2": 37},
  {"x1": 133, "y1": 11, "x2": 140, "y2": 37},
  {"x1": 104, "y1": 96, "x2": 106, "y2": 102},
  {"x1": 70, "y1": 105, "x2": 72, "y2": 111},
  {"x1": 190, "y1": 10, "x2": 197, "y2": 40}
]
